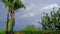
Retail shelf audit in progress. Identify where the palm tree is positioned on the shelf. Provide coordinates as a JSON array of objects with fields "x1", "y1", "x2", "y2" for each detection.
[
  {"x1": 4, "y1": 19, "x2": 12, "y2": 30},
  {"x1": 0, "y1": 0, "x2": 12, "y2": 34},
  {"x1": 1, "y1": 0, "x2": 25, "y2": 34},
  {"x1": 9, "y1": 0, "x2": 26, "y2": 34}
]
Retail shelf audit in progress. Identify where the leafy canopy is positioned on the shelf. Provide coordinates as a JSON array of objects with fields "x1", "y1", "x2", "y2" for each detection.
[
  {"x1": 1, "y1": 0, "x2": 26, "y2": 11},
  {"x1": 39, "y1": 8, "x2": 60, "y2": 30}
]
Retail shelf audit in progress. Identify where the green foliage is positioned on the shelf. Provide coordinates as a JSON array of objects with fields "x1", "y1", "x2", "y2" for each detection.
[
  {"x1": 4, "y1": 19, "x2": 12, "y2": 30},
  {"x1": 13, "y1": 0, "x2": 26, "y2": 10},
  {"x1": 0, "y1": 30, "x2": 6, "y2": 34},
  {"x1": 13, "y1": 30, "x2": 60, "y2": 34},
  {"x1": 1, "y1": 0, "x2": 26, "y2": 11},
  {"x1": 8, "y1": 19, "x2": 12, "y2": 30},
  {"x1": 39, "y1": 8, "x2": 60, "y2": 30},
  {"x1": 0, "y1": 30, "x2": 60, "y2": 34},
  {"x1": 24, "y1": 25, "x2": 38, "y2": 31}
]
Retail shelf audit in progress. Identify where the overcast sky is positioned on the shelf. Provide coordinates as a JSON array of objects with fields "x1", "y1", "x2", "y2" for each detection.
[{"x1": 0, "y1": 0, "x2": 60, "y2": 30}]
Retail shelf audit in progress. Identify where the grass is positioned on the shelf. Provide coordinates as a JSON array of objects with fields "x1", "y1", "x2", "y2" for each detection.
[{"x1": 0, "y1": 30, "x2": 60, "y2": 34}]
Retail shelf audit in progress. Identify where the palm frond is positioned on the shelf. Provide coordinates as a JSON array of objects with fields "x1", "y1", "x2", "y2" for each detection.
[
  {"x1": 13, "y1": 0, "x2": 26, "y2": 10},
  {"x1": 1, "y1": 0, "x2": 26, "y2": 11}
]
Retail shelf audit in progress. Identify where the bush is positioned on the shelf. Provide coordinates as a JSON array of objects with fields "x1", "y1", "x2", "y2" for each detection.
[{"x1": 0, "y1": 30, "x2": 6, "y2": 34}]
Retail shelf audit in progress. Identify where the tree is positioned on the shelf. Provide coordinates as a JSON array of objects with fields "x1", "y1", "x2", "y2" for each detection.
[
  {"x1": 1, "y1": 0, "x2": 25, "y2": 34},
  {"x1": 1, "y1": 0, "x2": 13, "y2": 34},
  {"x1": 39, "y1": 8, "x2": 60, "y2": 30},
  {"x1": 4, "y1": 19, "x2": 12, "y2": 31},
  {"x1": 25, "y1": 25, "x2": 37, "y2": 31},
  {"x1": 9, "y1": 0, "x2": 26, "y2": 34}
]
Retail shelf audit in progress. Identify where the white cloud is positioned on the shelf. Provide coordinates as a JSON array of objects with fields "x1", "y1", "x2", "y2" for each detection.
[
  {"x1": 21, "y1": 3, "x2": 39, "y2": 18},
  {"x1": 26, "y1": 3, "x2": 37, "y2": 10},
  {"x1": 32, "y1": 22, "x2": 42, "y2": 28},
  {"x1": 21, "y1": 13, "x2": 35, "y2": 18},
  {"x1": 42, "y1": 3, "x2": 58, "y2": 10},
  {"x1": 20, "y1": 3, "x2": 59, "y2": 18},
  {"x1": 32, "y1": 22, "x2": 40, "y2": 26},
  {"x1": 29, "y1": 13, "x2": 35, "y2": 16}
]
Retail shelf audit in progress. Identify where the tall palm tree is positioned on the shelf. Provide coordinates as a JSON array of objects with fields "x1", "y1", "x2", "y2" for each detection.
[
  {"x1": 10, "y1": 0, "x2": 26, "y2": 34},
  {"x1": 1, "y1": 0, "x2": 12, "y2": 34},
  {"x1": 1, "y1": 0, "x2": 25, "y2": 34}
]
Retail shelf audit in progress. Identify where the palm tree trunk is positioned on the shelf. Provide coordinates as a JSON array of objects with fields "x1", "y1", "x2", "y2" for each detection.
[
  {"x1": 10, "y1": 11, "x2": 15, "y2": 34},
  {"x1": 6, "y1": 12, "x2": 9, "y2": 34},
  {"x1": 6, "y1": 7, "x2": 10, "y2": 34}
]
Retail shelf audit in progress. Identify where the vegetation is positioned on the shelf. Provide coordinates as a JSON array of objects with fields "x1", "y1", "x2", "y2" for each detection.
[
  {"x1": 0, "y1": 0, "x2": 25, "y2": 34},
  {"x1": 38, "y1": 8, "x2": 60, "y2": 30},
  {"x1": 0, "y1": 0, "x2": 60, "y2": 34},
  {"x1": 0, "y1": 25, "x2": 60, "y2": 34}
]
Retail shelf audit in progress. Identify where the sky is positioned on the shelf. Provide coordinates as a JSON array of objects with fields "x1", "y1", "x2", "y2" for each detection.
[{"x1": 0, "y1": 0, "x2": 60, "y2": 30}]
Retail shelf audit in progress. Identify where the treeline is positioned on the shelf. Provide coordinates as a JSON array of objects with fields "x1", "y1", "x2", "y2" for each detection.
[
  {"x1": 13, "y1": 30, "x2": 60, "y2": 34},
  {"x1": 0, "y1": 24, "x2": 60, "y2": 34}
]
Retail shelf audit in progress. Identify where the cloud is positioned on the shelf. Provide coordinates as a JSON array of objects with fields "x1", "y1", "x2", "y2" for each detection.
[
  {"x1": 32, "y1": 22, "x2": 40, "y2": 26},
  {"x1": 26, "y1": 3, "x2": 37, "y2": 10},
  {"x1": 21, "y1": 13, "x2": 35, "y2": 18},
  {"x1": 20, "y1": 3, "x2": 59, "y2": 18},
  {"x1": 42, "y1": 3, "x2": 58, "y2": 10},
  {"x1": 20, "y1": 3, "x2": 39, "y2": 18},
  {"x1": 32, "y1": 22, "x2": 42, "y2": 28}
]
